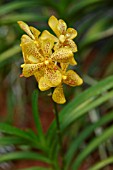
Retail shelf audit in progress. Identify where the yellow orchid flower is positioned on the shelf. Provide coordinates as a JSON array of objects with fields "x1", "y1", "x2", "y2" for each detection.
[
  {"x1": 52, "y1": 63, "x2": 83, "y2": 104},
  {"x1": 18, "y1": 21, "x2": 75, "y2": 88},
  {"x1": 18, "y1": 19, "x2": 83, "y2": 104},
  {"x1": 48, "y1": 15, "x2": 78, "y2": 53}
]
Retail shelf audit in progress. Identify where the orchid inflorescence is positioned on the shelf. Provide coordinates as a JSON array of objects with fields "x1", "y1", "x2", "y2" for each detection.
[{"x1": 18, "y1": 15, "x2": 83, "y2": 104}]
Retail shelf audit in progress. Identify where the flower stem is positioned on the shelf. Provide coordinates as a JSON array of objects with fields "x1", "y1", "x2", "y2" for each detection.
[{"x1": 52, "y1": 99, "x2": 65, "y2": 170}]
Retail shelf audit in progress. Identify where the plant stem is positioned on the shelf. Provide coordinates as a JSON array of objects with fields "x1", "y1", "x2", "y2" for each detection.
[{"x1": 52, "y1": 99, "x2": 65, "y2": 170}]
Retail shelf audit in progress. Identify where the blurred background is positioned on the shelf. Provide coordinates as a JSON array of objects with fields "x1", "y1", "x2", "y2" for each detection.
[{"x1": 0, "y1": 0, "x2": 113, "y2": 169}]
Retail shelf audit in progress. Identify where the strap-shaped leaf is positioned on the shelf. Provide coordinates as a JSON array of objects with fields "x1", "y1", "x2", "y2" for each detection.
[
  {"x1": 0, "y1": 123, "x2": 42, "y2": 149},
  {"x1": 19, "y1": 167, "x2": 52, "y2": 170},
  {"x1": 89, "y1": 156, "x2": 113, "y2": 170},
  {"x1": 47, "y1": 76, "x2": 113, "y2": 142},
  {"x1": 0, "y1": 136, "x2": 27, "y2": 145},
  {"x1": 72, "y1": 125, "x2": 113, "y2": 170},
  {"x1": 65, "y1": 111, "x2": 113, "y2": 169},
  {"x1": 32, "y1": 90, "x2": 45, "y2": 142},
  {"x1": 0, "y1": 151, "x2": 51, "y2": 164}
]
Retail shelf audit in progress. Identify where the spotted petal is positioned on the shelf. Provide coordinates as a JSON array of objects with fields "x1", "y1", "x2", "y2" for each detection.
[
  {"x1": 44, "y1": 65, "x2": 62, "y2": 87},
  {"x1": 57, "y1": 19, "x2": 67, "y2": 35},
  {"x1": 34, "y1": 70, "x2": 44, "y2": 82},
  {"x1": 18, "y1": 21, "x2": 34, "y2": 39},
  {"x1": 63, "y1": 70, "x2": 83, "y2": 86},
  {"x1": 52, "y1": 85, "x2": 66, "y2": 104},
  {"x1": 40, "y1": 30, "x2": 58, "y2": 42},
  {"x1": 65, "y1": 39, "x2": 77, "y2": 52},
  {"x1": 48, "y1": 15, "x2": 60, "y2": 37},
  {"x1": 51, "y1": 48, "x2": 73, "y2": 63},
  {"x1": 40, "y1": 39, "x2": 54, "y2": 56},
  {"x1": 30, "y1": 26, "x2": 40, "y2": 40},
  {"x1": 22, "y1": 40, "x2": 43, "y2": 63},
  {"x1": 21, "y1": 63, "x2": 43, "y2": 77},
  {"x1": 38, "y1": 77, "x2": 51, "y2": 91},
  {"x1": 66, "y1": 28, "x2": 77, "y2": 39}
]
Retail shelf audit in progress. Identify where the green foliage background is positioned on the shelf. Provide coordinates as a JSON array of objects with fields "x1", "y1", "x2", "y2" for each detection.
[{"x1": 0, "y1": 0, "x2": 113, "y2": 170}]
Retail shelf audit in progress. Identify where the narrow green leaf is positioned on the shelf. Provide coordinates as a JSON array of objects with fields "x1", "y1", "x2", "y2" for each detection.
[
  {"x1": 0, "y1": 45, "x2": 21, "y2": 64},
  {"x1": 67, "y1": 0, "x2": 103, "y2": 17},
  {"x1": 0, "y1": 136, "x2": 27, "y2": 145},
  {"x1": 19, "y1": 166, "x2": 52, "y2": 170},
  {"x1": 0, "y1": 151, "x2": 51, "y2": 164},
  {"x1": 89, "y1": 156, "x2": 113, "y2": 170},
  {"x1": 0, "y1": 1, "x2": 42, "y2": 16},
  {"x1": 0, "y1": 14, "x2": 48, "y2": 25},
  {"x1": 0, "y1": 123, "x2": 41, "y2": 149},
  {"x1": 63, "y1": 90, "x2": 113, "y2": 130},
  {"x1": 47, "y1": 76, "x2": 113, "y2": 141},
  {"x1": 65, "y1": 111, "x2": 113, "y2": 169},
  {"x1": 72, "y1": 126, "x2": 113, "y2": 170},
  {"x1": 32, "y1": 90, "x2": 45, "y2": 142}
]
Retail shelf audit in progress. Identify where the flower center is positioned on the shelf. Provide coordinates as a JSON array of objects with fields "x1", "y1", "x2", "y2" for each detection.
[
  {"x1": 62, "y1": 75, "x2": 67, "y2": 80},
  {"x1": 59, "y1": 35, "x2": 65, "y2": 43},
  {"x1": 44, "y1": 60, "x2": 49, "y2": 65}
]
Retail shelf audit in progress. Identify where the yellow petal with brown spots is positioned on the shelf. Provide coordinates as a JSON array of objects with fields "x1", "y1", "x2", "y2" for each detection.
[
  {"x1": 34, "y1": 70, "x2": 44, "y2": 82},
  {"x1": 57, "y1": 19, "x2": 67, "y2": 35},
  {"x1": 40, "y1": 39, "x2": 54, "y2": 55},
  {"x1": 66, "y1": 28, "x2": 77, "y2": 39},
  {"x1": 44, "y1": 65, "x2": 62, "y2": 87},
  {"x1": 21, "y1": 63, "x2": 43, "y2": 77},
  {"x1": 63, "y1": 70, "x2": 83, "y2": 86},
  {"x1": 22, "y1": 41, "x2": 43, "y2": 63},
  {"x1": 30, "y1": 26, "x2": 41, "y2": 40},
  {"x1": 38, "y1": 77, "x2": 51, "y2": 91},
  {"x1": 65, "y1": 39, "x2": 77, "y2": 52},
  {"x1": 52, "y1": 85, "x2": 66, "y2": 104},
  {"x1": 51, "y1": 48, "x2": 73, "y2": 63},
  {"x1": 18, "y1": 21, "x2": 34, "y2": 40}
]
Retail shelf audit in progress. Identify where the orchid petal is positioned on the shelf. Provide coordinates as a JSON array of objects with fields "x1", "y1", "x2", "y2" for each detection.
[
  {"x1": 52, "y1": 85, "x2": 66, "y2": 104},
  {"x1": 44, "y1": 65, "x2": 62, "y2": 87},
  {"x1": 57, "y1": 19, "x2": 67, "y2": 35},
  {"x1": 66, "y1": 28, "x2": 77, "y2": 39},
  {"x1": 34, "y1": 70, "x2": 44, "y2": 82},
  {"x1": 48, "y1": 15, "x2": 60, "y2": 37},
  {"x1": 30, "y1": 26, "x2": 41, "y2": 40},
  {"x1": 38, "y1": 77, "x2": 51, "y2": 91},
  {"x1": 65, "y1": 39, "x2": 77, "y2": 52},
  {"x1": 40, "y1": 39, "x2": 54, "y2": 55},
  {"x1": 63, "y1": 70, "x2": 83, "y2": 86},
  {"x1": 51, "y1": 48, "x2": 73, "y2": 63},
  {"x1": 18, "y1": 21, "x2": 34, "y2": 39},
  {"x1": 21, "y1": 63, "x2": 43, "y2": 77},
  {"x1": 40, "y1": 30, "x2": 58, "y2": 42},
  {"x1": 21, "y1": 40, "x2": 43, "y2": 63}
]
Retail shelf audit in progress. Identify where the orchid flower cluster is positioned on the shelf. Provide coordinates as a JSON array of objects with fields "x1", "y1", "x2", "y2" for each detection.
[{"x1": 18, "y1": 16, "x2": 83, "y2": 104}]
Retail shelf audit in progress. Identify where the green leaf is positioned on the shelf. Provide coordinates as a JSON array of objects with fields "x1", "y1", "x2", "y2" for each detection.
[
  {"x1": 89, "y1": 156, "x2": 113, "y2": 170},
  {"x1": 0, "y1": 151, "x2": 51, "y2": 164},
  {"x1": 0, "y1": 14, "x2": 48, "y2": 25},
  {"x1": 72, "y1": 125, "x2": 113, "y2": 170},
  {"x1": 0, "y1": 136, "x2": 27, "y2": 145},
  {"x1": 67, "y1": 0, "x2": 103, "y2": 17},
  {"x1": 63, "y1": 90, "x2": 113, "y2": 130},
  {"x1": 47, "y1": 76, "x2": 113, "y2": 141},
  {"x1": 0, "y1": 123, "x2": 42, "y2": 149},
  {"x1": 19, "y1": 167, "x2": 52, "y2": 170},
  {"x1": 0, "y1": 45, "x2": 21, "y2": 64},
  {"x1": 65, "y1": 111, "x2": 113, "y2": 169},
  {"x1": 0, "y1": 1, "x2": 42, "y2": 16},
  {"x1": 32, "y1": 89, "x2": 45, "y2": 142}
]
